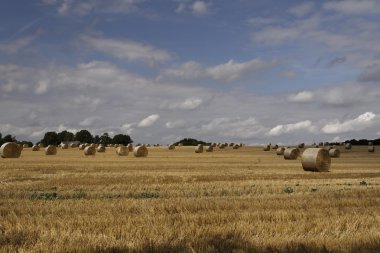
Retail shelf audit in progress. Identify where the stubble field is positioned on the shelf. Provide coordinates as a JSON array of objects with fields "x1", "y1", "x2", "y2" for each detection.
[{"x1": 0, "y1": 146, "x2": 380, "y2": 253}]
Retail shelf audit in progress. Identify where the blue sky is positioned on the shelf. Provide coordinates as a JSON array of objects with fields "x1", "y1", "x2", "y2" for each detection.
[{"x1": 1, "y1": 0, "x2": 380, "y2": 145}]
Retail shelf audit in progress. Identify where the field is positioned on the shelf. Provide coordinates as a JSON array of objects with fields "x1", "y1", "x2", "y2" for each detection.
[{"x1": 1, "y1": 146, "x2": 380, "y2": 253}]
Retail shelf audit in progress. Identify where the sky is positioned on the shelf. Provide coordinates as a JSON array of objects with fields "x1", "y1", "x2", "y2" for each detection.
[{"x1": 1, "y1": 0, "x2": 380, "y2": 145}]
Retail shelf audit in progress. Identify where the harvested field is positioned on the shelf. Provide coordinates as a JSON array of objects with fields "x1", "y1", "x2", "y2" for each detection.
[{"x1": 0, "y1": 146, "x2": 379, "y2": 252}]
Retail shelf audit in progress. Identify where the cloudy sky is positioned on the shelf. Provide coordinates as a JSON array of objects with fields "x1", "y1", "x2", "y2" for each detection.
[{"x1": 1, "y1": 0, "x2": 380, "y2": 145}]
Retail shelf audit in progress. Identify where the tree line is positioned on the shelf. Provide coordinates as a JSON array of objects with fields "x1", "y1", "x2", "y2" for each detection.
[{"x1": 0, "y1": 130, "x2": 133, "y2": 147}]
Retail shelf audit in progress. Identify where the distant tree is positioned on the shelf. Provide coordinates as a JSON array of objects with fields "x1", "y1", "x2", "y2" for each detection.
[
  {"x1": 57, "y1": 130, "x2": 75, "y2": 143},
  {"x1": 75, "y1": 130, "x2": 94, "y2": 143},
  {"x1": 100, "y1": 133, "x2": 113, "y2": 145},
  {"x1": 113, "y1": 134, "x2": 132, "y2": 146},
  {"x1": 40, "y1": 132, "x2": 59, "y2": 146},
  {"x1": 175, "y1": 138, "x2": 208, "y2": 146},
  {"x1": 94, "y1": 135, "x2": 100, "y2": 144}
]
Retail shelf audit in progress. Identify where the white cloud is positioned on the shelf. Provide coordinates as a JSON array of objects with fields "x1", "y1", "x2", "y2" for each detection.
[
  {"x1": 175, "y1": 3, "x2": 186, "y2": 13},
  {"x1": 138, "y1": 114, "x2": 160, "y2": 127},
  {"x1": 79, "y1": 116, "x2": 101, "y2": 127},
  {"x1": 322, "y1": 112, "x2": 376, "y2": 134},
  {"x1": 165, "y1": 120, "x2": 186, "y2": 129},
  {"x1": 267, "y1": 120, "x2": 314, "y2": 136},
  {"x1": 323, "y1": 0, "x2": 380, "y2": 15},
  {"x1": 82, "y1": 36, "x2": 172, "y2": 65},
  {"x1": 288, "y1": 91, "x2": 314, "y2": 103},
  {"x1": 252, "y1": 27, "x2": 301, "y2": 45},
  {"x1": 192, "y1": 1, "x2": 208, "y2": 15},
  {"x1": 288, "y1": 2, "x2": 314, "y2": 17},
  {"x1": 158, "y1": 59, "x2": 277, "y2": 82},
  {"x1": 161, "y1": 97, "x2": 203, "y2": 111},
  {"x1": 0, "y1": 36, "x2": 36, "y2": 54}
]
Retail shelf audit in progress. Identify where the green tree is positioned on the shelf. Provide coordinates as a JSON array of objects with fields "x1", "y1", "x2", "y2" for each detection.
[
  {"x1": 94, "y1": 135, "x2": 100, "y2": 144},
  {"x1": 100, "y1": 133, "x2": 113, "y2": 145},
  {"x1": 175, "y1": 138, "x2": 208, "y2": 146},
  {"x1": 40, "y1": 132, "x2": 59, "y2": 146},
  {"x1": 75, "y1": 130, "x2": 94, "y2": 144},
  {"x1": 57, "y1": 130, "x2": 75, "y2": 143},
  {"x1": 113, "y1": 134, "x2": 132, "y2": 146}
]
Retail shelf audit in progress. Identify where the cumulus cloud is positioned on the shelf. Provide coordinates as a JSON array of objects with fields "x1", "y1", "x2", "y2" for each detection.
[
  {"x1": 267, "y1": 120, "x2": 315, "y2": 136},
  {"x1": 158, "y1": 59, "x2": 277, "y2": 82},
  {"x1": 288, "y1": 2, "x2": 314, "y2": 17},
  {"x1": 321, "y1": 112, "x2": 377, "y2": 134},
  {"x1": 288, "y1": 91, "x2": 314, "y2": 103},
  {"x1": 82, "y1": 36, "x2": 172, "y2": 65},
  {"x1": 79, "y1": 116, "x2": 101, "y2": 127},
  {"x1": 190, "y1": 117, "x2": 266, "y2": 139},
  {"x1": 323, "y1": 0, "x2": 380, "y2": 15},
  {"x1": 358, "y1": 66, "x2": 380, "y2": 82},
  {"x1": 161, "y1": 97, "x2": 203, "y2": 111},
  {"x1": 138, "y1": 114, "x2": 160, "y2": 127},
  {"x1": 165, "y1": 120, "x2": 186, "y2": 129},
  {"x1": 192, "y1": 1, "x2": 208, "y2": 15},
  {"x1": 44, "y1": 0, "x2": 143, "y2": 15},
  {"x1": 0, "y1": 36, "x2": 36, "y2": 54}
]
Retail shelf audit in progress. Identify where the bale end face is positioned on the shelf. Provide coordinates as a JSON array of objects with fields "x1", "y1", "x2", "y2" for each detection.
[
  {"x1": 0, "y1": 142, "x2": 22, "y2": 158},
  {"x1": 84, "y1": 146, "x2": 96, "y2": 156},
  {"x1": 116, "y1": 146, "x2": 129, "y2": 156},
  {"x1": 45, "y1": 145, "x2": 57, "y2": 155},
  {"x1": 134, "y1": 146, "x2": 148, "y2": 157},
  {"x1": 301, "y1": 148, "x2": 331, "y2": 172},
  {"x1": 328, "y1": 148, "x2": 340, "y2": 158},
  {"x1": 276, "y1": 147, "x2": 285, "y2": 155},
  {"x1": 195, "y1": 144, "x2": 204, "y2": 153},
  {"x1": 284, "y1": 148, "x2": 300, "y2": 160}
]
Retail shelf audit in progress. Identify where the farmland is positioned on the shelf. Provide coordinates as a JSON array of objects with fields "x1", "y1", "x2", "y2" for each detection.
[{"x1": 1, "y1": 146, "x2": 380, "y2": 252}]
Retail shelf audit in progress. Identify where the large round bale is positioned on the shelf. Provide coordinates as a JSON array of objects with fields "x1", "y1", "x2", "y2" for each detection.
[
  {"x1": 127, "y1": 144, "x2": 133, "y2": 152},
  {"x1": 368, "y1": 146, "x2": 375, "y2": 153},
  {"x1": 329, "y1": 148, "x2": 340, "y2": 158},
  {"x1": 45, "y1": 145, "x2": 57, "y2": 155},
  {"x1": 219, "y1": 144, "x2": 226, "y2": 149},
  {"x1": 298, "y1": 143, "x2": 305, "y2": 149},
  {"x1": 97, "y1": 145, "x2": 106, "y2": 152},
  {"x1": 70, "y1": 143, "x2": 77, "y2": 148},
  {"x1": 301, "y1": 148, "x2": 331, "y2": 172},
  {"x1": 116, "y1": 146, "x2": 129, "y2": 156},
  {"x1": 233, "y1": 144, "x2": 240, "y2": 149},
  {"x1": 84, "y1": 146, "x2": 96, "y2": 156},
  {"x1": 134, "y1": 146, "x2": 148, "y2": 157},
  {"x1": 205, "y1": 146, "x2": 213, "y2": 152},
  {"x1": 61, "y1": 143, "x2": 68, "y2": 149},
  {"x1": 345, "y1": 143, "x2": 352, "y2": 150},
  {"x1": 284, "y1": 148, "x2": 300, "y2": 160},
  {"x1": 272, "y1": 144, "x2": 279, "y2": 150},
  {"x1": 78, "y1": 144, "x2": 86, "y2": 150},
  {"x1": 263, "y1": 144, "x2": 271, "y2": 151},
  {"x1": 32, "y1": 145, "x2": 40, "y2": 151},
  {"x1": 0, "y1": 142, "x2": 22, "y2": 158},
  {"x1": 276, "y1": 147, "x2": 285, "y2": 155},
  {"x1": 168, "y1": 144, "x2": 175, "y2": 150},
  {"x1": 195, "y1": 144, "x2": 204, "y2": 153},
  {"x1": 212, "y1": 143, "x2": 217, "y2": 147},
  {"x1": 229, "y1": 143, "x2": 234, "y2": 147}
]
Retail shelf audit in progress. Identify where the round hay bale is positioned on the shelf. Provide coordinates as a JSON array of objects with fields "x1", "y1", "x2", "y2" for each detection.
[
  {"x1": 233, "y1": 144, "x2": 240, "y2": 149},
  {"x1": 70, "y1": 143, "x2": 77, "y2": 148},
  {"x1": 168, "y1": 144, "x2": 175, "y2": 150},
  {"x1": 272, "y1": 144, "x2": 278, "y2": 150},
  {"x1": 195, "y1": 144, "x2": 204, "y2": 153},
  {"x1": 61, "y1": 143, "x2": 68, "y2": 149},
  {"x1": 345, "y1": 143, "x2": 352, "y2": 150},
  {"x1": 205, "y1": 146, "x2": 213, "y2": 152},
  {"x1": 276, "y1": 147, "x2": 285, "y2": 155},
  {"x1": 45, "y1": 145, "x2": 57, "y2": 155},
  {"x1": 78, "y1": 144, "x2": 86, "y2": 150},
  {"x1": 0, "y1": 142, "x2": 22, "y2": 158},
  {"x1": 134, "y1": 146, "x2": 148, "y2": 157},
  {"x1": 301, "y1": 148, "x2": 331, "y2": 172},
  {"x1": 329, "y1": 148, "x2": 340, "y2": 158},
  {"x1": 368, "y1": 146, "x2": 375, "y2": 153},
  {"x1": 32, "y1": 145, "x2": 40, "y2": 151},
  {"x1": 84, "y1": 146, "x2": 96, "y2": 156},
  {"x1": 229, "y1": 143, "x2": 234, "y2": 147},
  {"x1": 263, "y1": 144, "x2": 271, "y2": 151},
  {"x1": 368, "y1": 141, "x2": 373, "y2": 146},
  {"x1": 219, "y1": 144, "x2": 226, "y2": 149},
  {"x1": 284, "y1": 148, "x2": 300, "y2": 160},
  {"x1": 116, "y1": 146, "x2": 129, "y2": 156},
  {"x1": 212, "y1": 143, "x2": 217, "y2": 147},
  {"x1": 97, "y1": 145, "x2": 106, "y2": 152},
  {"x1": 298, "y1": 143, "x2": 305, "y2": 149},
  {"x1": 324, "y1": 146, "x2": 333, "y2": 151},
  {"x1": 127, "y1": 144, "x2": 133, "y2": 152}
]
